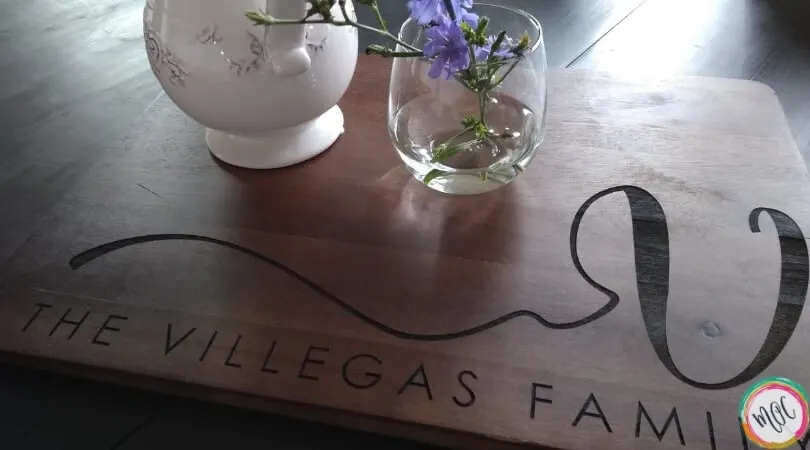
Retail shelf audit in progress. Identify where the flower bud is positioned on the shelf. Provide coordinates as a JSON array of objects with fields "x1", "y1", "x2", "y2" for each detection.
[{"x1": 515, "y1": 33, "x2": 531, "y2": 53}]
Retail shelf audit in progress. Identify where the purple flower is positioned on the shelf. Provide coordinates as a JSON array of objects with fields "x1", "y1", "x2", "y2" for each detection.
[
  {"x1": 474, "y1": 35, "x2": 517, "y2": 61},
  {"x1": 423, "y1": 15, "x2": 470, "y2": 79},
  {"x1": 407, "y1": 0, "x2": 475, "y2": 25}
]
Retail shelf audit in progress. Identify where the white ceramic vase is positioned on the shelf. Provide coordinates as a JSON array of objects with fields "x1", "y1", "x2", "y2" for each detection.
[{"x1": 143, "y1": 0, "x2": 359, "y2": 169}]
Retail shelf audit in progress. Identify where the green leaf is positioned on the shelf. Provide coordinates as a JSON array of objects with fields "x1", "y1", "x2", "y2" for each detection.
[
  {"x1": 476, "y1": 17, "x2": 489, "y2": 36},
  {"x1": 473, "y1": 123, "x2": 489, "y2": 140},
  {"x1": 488, "y1": 31, "x2": 507, "y2": 64},
  {"x1": 423, "y1": 169, "x2": 448, "y2": 185},
  {"x1": 430, "y1": 144, "x2": 463, "y2": 163},
  {"x1": 461, "y1": 117, "x2": 481, "y2": 128},
  {"x1": 245, "y1": 11, "x2": 274, "y2": 25}
]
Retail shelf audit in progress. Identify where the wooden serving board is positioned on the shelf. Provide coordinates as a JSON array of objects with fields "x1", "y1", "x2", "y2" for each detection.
[{"x1": 1, "y1": 55, "x2": 809, "y2": 450}]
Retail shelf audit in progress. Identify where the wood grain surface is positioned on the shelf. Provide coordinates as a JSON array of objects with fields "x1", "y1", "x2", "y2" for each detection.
[
  {"x1": 1, "y1": 55, "x2": 808, "y2": 449},
  {"x1": 0, "y1": 1, "x2": 662, "y2": 448},
  {"x1": 574, "y1": 0, "x2": 810, "y2": 161}
]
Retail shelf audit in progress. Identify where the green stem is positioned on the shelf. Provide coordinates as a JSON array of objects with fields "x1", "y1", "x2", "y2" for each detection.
[
  {"x1": 371, "y1": 4, "x2": 388, "y2": 31},
  {"x1": 442, "y1": 0, "x2": 457, "y2": 20},
  {"x1": 337, "y1": 0, "x2": 420, "y2": 52},
  {"x1": 443, "y1": 127, "x2": 473, "y2": 145},
  {"x1": 467, "y1": 45, "x2": 477, "y2": 75},
  {"x1": 492, "y1": 59, "x2": 521, "y2": 87},
  {"x1": 366, "y1": 45, "x2": 423, "y2": 58},
  {"x1": 478, "y1": 91, "x2": 488, "y2": 122},
  {"x1": 431, "y1": 126, "x2": 475, "y2": 163},
  {"x1": 245, "y1": 4, "x2": 420, "y2": 53},
  {"x1": 245, "y1": 12, "x2": 336, "y2": 26},
  {"x1": 487, "y1": 31, "x2": 507, "y2": 64},
  {"x1": 455, "y1": 45, "x2": 480, "y2": 95}
]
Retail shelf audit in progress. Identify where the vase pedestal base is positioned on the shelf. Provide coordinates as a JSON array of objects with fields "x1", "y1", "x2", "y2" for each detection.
[{"x1": 205, "y1": 105, "x2": 344, "y2": 169}]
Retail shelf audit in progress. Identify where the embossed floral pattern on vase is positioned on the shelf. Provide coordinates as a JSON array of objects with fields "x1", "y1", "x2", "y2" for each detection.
[
  {"x1": 141, "y1": 0, "x2": 358, "y2": 169},
  {"x1": 144, "y1": 20, "x2": 188, "y2": 86},
  {"x1": 145, "y1": 23, "x2": 333, "y2": 82}
]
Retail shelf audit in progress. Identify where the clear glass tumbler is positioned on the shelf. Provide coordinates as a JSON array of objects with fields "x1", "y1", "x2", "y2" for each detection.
[{"x1": 388, "y1": 3, "x2": 547, "y2": 195}]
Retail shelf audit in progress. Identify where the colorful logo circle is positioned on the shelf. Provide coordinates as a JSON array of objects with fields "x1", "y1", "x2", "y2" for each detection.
[{"x1": 740, "y1": 377, "x2": 810, "y2": 449}]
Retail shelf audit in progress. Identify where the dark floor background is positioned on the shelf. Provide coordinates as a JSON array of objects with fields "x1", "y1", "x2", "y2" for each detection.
[{"x1": 1, "y1": 0, "x2": 809, "y2": 448}]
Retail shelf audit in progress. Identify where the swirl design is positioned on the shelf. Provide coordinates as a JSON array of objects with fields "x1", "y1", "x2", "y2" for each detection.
[
  {"x1": 65, "y1": 184, "x2": 810, "y2": 392},
  {"x1": 69, "y1": 233, "x2": 618, "y2": 341}
]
